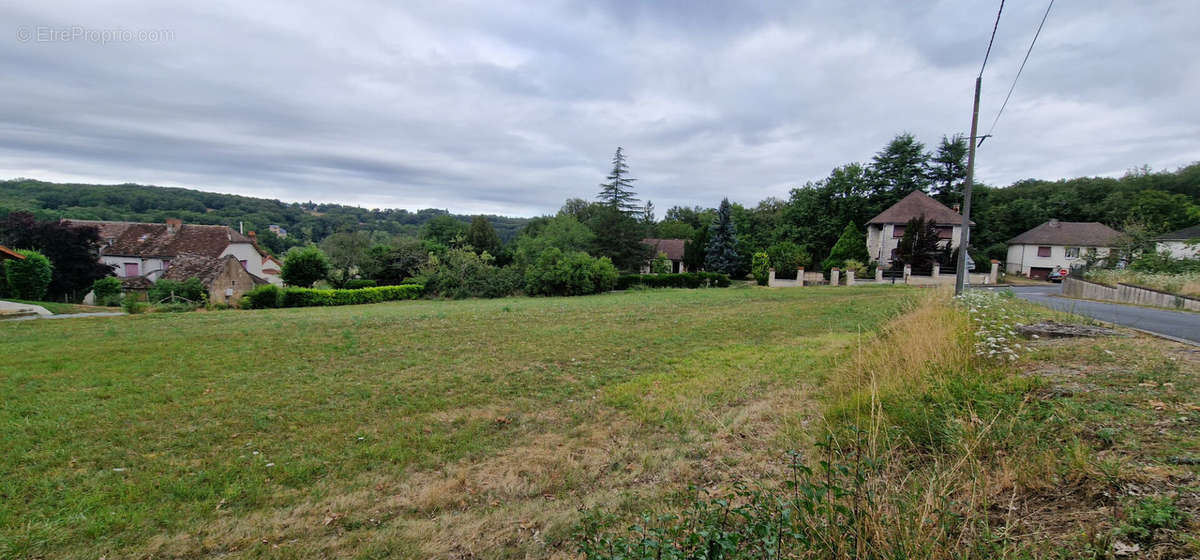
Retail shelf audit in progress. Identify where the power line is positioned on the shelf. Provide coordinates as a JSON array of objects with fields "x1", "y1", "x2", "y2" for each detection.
[
  {"x1": 983, "y1": 0, "x2": 1055, "y2": 143},
  {"x1": 978, "y1": 0, "x2": 1006, "y2": 78}
]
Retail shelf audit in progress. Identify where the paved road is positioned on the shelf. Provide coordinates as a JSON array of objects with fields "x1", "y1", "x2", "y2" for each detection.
[{"x1": 977, "y1": 285, "x2": 1200, "y2": 345}]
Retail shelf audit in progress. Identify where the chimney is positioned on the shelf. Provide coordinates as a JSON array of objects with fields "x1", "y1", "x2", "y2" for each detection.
[
  {"x1": 166, "y1": 218, "x2": 182, "y2": 234},
  {"x1": 952, "y1": 204, "x2": 961, "y2": 213},
  {"x1": 248, "y1": 231, "x2": 258, "y2": 245},
  {"x1": 1049, "y1": 219, "x2": 1060, "y2": 227}
]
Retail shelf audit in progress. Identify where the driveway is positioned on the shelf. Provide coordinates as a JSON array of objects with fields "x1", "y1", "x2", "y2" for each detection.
[
  {"x1": 978, "y1": 285, "x2": 1200, "y2": 345},
  {"x1": 0, "y1": 300, "x2": 51, "y2": 317}
]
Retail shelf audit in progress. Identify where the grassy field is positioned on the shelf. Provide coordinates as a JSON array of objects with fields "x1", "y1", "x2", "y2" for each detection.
[{"x1": 1, "y1": 285, "x2": 917, "y2": 558}]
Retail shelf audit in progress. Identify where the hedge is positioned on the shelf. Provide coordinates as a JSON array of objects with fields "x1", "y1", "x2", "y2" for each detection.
[
  {"x1": 616, "y1": 272, "x2": 731, "y2": 290},
  {"x1": 245, "y1": 284, "x2": 423, "y2": 308}
]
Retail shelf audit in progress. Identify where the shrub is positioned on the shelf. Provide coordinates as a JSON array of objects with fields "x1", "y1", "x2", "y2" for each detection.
[
  {"x1": 766, "y1": 241, "x2": 810, "y2": 274},
  {"x1": 4, "y1": 249, "x2": 53, "y2": 300},
  {"x1": 281, "y1": 245, "x2": 331, "y2": 287},
  {"x1": 525, "y1": 248, "x2": 618, "y2": 296},
  {"x1": 751, "y1": 252, "x2": 770, "y2": 286},
  {"x1": 615, "y1": 272, "x2": 731, "y2": 290},
  {"x1": 650, "y1": 252, "x2": 671, "y2": 274},
  {"x1": 91, "y1": 276, "x2": 123, "y2": 306},
  {"x1": 244, "y1": 284, "x2": 283, "y2": 309},
  {"x1": 343, "y1": 278, "x2": 377, "y2": 289},
  {"x1": 148, "y1": 277, "x2": 206, "y2": 304},
  {"x1": 417, "y1": 248, "x2": 517, "y2": 299},
  {"x1": 278, "y1": 284, "x2": 423, "y2": 307},
  {"x1": 1117, "y1": 496, "x2": 1184, "y2": 543},
  {"x1": 121, "y1": 294, "x2": 147, "y2": 314}
]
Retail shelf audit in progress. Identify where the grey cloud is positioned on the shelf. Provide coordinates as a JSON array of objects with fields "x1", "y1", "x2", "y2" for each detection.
[{"x1": 0, "y1": 0, "x2": 1196, "y2": 217}]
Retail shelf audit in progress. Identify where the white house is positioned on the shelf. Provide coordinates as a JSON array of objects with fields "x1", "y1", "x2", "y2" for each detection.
[
  {"x1": 68, "y1": 218, "x2": 277, "y2": 283},
  {"x1": 1154, "y1": 225, "x2": 1200, "y2": 259},
  {"x1": 866, "y1": 191, "x2": 969, "y2": 267},
  {"x1": 1005, "y1": 220, "x2": 1121, "y2": 279}
]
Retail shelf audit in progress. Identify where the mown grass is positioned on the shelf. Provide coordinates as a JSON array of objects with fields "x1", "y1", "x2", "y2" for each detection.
[{"x1": 0, "y1": 284, "x2": 917, "y2": 558}]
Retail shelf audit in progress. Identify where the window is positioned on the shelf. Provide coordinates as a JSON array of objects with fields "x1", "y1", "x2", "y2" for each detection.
[
  {"x1": 162, "y1": 259, "x2": 171, "y2": 271},
  {"x1": 240, "y1": 260, "x2": 248, "y2": 270},
  {"x1": 1065, "y1": 247, "x2": 1080, "y2": 259},
  {"x1": 936, "y1": 226, "x2": 954, "y2": 239},
  {"x1": 1037, "y1": 246, "x2": 1051, "y2": 258},
  {"x1": 123, "y1": 262, "x2": 140, "y2": 277},
  {"x1": 892, "y1": 225, "x2": 906, "y2": 238}
]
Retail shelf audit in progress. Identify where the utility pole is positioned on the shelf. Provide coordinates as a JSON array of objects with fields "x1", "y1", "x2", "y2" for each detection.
[{"x1": 955, "y1": 76, "x2": 982, "y2": 296}]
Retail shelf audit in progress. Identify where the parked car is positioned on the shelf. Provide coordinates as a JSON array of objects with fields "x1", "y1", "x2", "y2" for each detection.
[{"x1": 1047, "y1": 267, "x2": 1069, "y2": 283}]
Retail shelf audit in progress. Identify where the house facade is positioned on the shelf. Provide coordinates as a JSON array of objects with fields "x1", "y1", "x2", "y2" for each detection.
[
  {"x1": 865, "y1": 191, "x2": 969, "y2": 268},
  {"x1": 68, "y1": 218, "x2": 277, "y2": 283},
  {"x1": 160, "y1": 253, "x2": 268, "y2": 305},
  {"x1": 641, "y1": 238, "x2": 688, "y2": 273},
  {"x1": 1154, "y1": 225, "x2": 1200, "y2": 259},
  {"x1": 1005, "y1": 220, "x2": 1121, "y2": 279}
]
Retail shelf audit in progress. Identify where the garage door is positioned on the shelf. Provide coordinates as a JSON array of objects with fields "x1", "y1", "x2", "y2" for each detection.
[{"x1": 1029, "y1": 267, "x2": 1052, "y2": 280}]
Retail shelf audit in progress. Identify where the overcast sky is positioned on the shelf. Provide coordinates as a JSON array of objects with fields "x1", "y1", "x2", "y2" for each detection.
[{"x1": 2, "y1": 1, "x2": 1197, "y2": 217}]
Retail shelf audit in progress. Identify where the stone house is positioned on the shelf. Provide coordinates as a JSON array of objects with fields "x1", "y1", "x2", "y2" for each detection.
[
  {"x1": 1005, "y1": 220, "x2": 1121, "y2": 279},
  {"x1": 159, "y1": 253, "x2": 268, "y2": 305},
  {"x1": 67, "y1": 218, "x2": 281, "y2": 285},
  {"x1": 866, "y1": 191, "x2": 970, "y2": 268}
]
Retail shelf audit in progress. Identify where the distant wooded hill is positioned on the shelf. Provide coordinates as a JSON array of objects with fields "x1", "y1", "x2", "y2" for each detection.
[{"x1": 0, "y1": 179, "x2": 529, "y2": 246}]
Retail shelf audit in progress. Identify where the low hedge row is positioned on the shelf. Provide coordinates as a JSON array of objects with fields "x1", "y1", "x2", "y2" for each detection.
[
  {"x1": 616, "y1": 272, "x2": 731, "y2": 290},
  {"x1": 244, "y1": 284, "x2": 423, "y2": 308}
]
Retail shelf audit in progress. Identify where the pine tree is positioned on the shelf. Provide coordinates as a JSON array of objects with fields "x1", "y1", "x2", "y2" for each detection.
[
  {"x1": 895, "y1": 216, "x2": 942, "y2": 269},
  {"x1": 870, "y1": 133, "x2": 932, "y2": 201},
  {"x1": 929, "y1": 134, "x2": 968, "y2": 206},
  {"x1": 821, "y1": 222, "x2": 869, "y2": 270},
  {"x1": 641, "y1": 200, "x2": 655, "y2": 225},
  {"x1": 597, "y1": 147, "x2": 640, "y2": 214},
  {"x1": 704, "y1": 198, "x2": 740, "y2": 275}
]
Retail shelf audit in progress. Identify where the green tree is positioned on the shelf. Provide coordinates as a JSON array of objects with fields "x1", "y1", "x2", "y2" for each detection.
[
  {"x1": 90, "y1": 276, "x2": 122, "y2": 306},
  {"x1": 766, "y1": 241, "x2": 811, "y2": 274},
  {"x1": 704, "y1": 198, "x2": 740, "y2": 276},
  {"x1": 751, "y1": 252, "x2": 770, "y2": 286},
  {"x1": 821, "y1": 222, "x2": 869, "y2": 271},
  {"x1": 929, "y1": 134, "x2": 968, "y2": 207},
  {"x1": 420, "y1": 215, "x2": 468, "y2": 247},
  {"x1": 597, "y1": 147, "x2": 640, "y2": 214},
  {"x1": 524, "y1": 248, "x2": 618, "y2": 296},
  {"x1": 684, "y1": 226, "x2": 708, "y2": 272},
  {"x1": 362, "y1": 238, "x2": 428, "y2": 285},
  {"x1": 895, "y1": 217, "x2": 942, "y2": 269},
  {"x1": 513, "y1": 215, "x2": 596, "y2": 268},
  {"x1": 281, "y1": 245, "x2": 331, "y2": 287},
  {"x1": 587, "y1": 205, "x2": 648, "y2": 272},
  {"x1": 4, "y1": 249, "x2": 53, "y2": 300},
  {"x1": 466, "y1": 216, "x2": 502, "y2": 255},
  {"x1": 870, "y1": 133, "x2": 931, "y2": 202},
  {"x1": 650, "y1": 252, "x2": 671, "y2": 274},
  {"x1": 320, "y1": 231, "x2": 372, "y2": 288}
]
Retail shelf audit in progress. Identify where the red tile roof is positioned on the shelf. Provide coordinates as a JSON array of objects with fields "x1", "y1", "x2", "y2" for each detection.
[
  {"x1": 642, "y1": 238, "x2": 687, "y2": 261},
  {"x1": 869, "y1": 191, "x2": 971, "y2": 225},
  {"x1": 1008, "y1": 221, "x2": 1122, "y2": 246},
  {"x1": 67, "y1": 220, "x2": 251, "y2": 258}
]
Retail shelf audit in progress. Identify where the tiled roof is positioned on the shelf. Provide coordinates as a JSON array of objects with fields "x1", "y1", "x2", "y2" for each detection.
[
  {"x1": 162, "y1": 253, "x2": 269, "y2": 286},
  {"x1": 642, "y1": 238, "x2": 687, "y2": 261},
  {"x1": 67, "y1": 220, "x2": 251, "y2": 258},
  {"x1": 1155, "y1": 224, "x2": 1200, "y2": 241},
  {"x1": 1008, "y1": 221, "x2": 1122, "y2": 246},
  {"x1": 869, "y1": 191, "x2": 971, "y2": 225}
]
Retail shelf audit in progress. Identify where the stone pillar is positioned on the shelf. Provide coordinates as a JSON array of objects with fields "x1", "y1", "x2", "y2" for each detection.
[
  {"x1": 797, "y1": 267, "x2": 805, "y2": 287},
  {"x1": 989, "y1": 260, "x2": 1000, "y2": 284},
  {"x1": 846, "y1": 268, "x2": 856, "y2": 286},
  {"x1": 875, "y1": 267, "x2": 883, "y2": 282},
  {"x1": 831, "y1": 268, "x2": 840, "y2": 286},
  {"x1": 931, "y1": 264, "x2": 940, "y2": 279},
  {"x1": 903, "y1": 264, "x2": 911, "y2": 284},
  {"x1": 768, "y1": 267, "x2": 776, "y2": 287}
]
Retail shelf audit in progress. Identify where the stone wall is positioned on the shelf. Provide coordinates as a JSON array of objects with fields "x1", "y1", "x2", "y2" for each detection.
[{"x1": 1063, "y1": 277, "x2": 1200, "y2": 311}]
